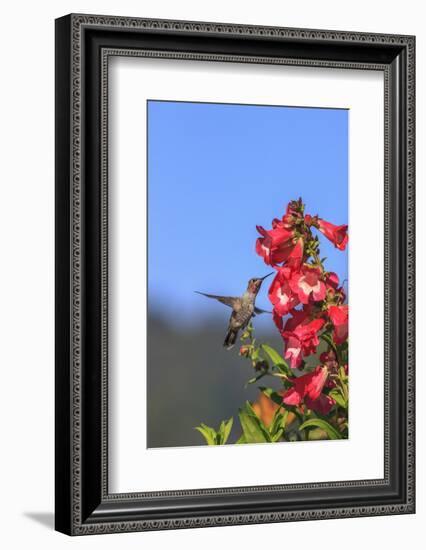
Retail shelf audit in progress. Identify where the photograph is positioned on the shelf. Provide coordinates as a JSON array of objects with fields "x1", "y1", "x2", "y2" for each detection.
[{"x1": 147, "y1": 100, "x2": 349, "y2": 448}]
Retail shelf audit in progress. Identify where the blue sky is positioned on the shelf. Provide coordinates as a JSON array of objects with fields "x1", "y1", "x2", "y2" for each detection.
[{"x1": 147, "y1": 100, "x2": 348, "y2": 328}]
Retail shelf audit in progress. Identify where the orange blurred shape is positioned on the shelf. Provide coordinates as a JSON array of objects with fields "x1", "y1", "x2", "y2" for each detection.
[{"x1": 252, "y1": 392, "x2": 295, "y2": 428}]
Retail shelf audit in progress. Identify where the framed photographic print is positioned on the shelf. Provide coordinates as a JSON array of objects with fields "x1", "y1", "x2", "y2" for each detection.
[{"x1": 55, "y1": 14, "x2": 415, "y2": 535}]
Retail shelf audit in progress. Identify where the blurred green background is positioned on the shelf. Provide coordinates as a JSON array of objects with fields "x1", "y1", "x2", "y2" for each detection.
[{"x1": 147, "y1": 312, "x2": 283, "y2": 447}]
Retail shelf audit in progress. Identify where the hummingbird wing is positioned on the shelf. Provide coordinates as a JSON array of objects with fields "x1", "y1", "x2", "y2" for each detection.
[
  {"x1": 254, "y1": 306, "x2": 272, "y2": 315},
  {"x1": 195, "y1": 291, "x2": 239, "y2": 308}
]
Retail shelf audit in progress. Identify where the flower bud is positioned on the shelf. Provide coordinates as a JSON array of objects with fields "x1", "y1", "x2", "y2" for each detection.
[{"x1": 239, "y1": 345, "x2": 251, "y2": 357}]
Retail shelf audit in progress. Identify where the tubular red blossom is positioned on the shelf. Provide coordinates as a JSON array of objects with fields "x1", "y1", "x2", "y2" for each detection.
[
  {"x1": 325, "y1": 272, "x2": 339, "y2": 290},
  {"x1": 269, "y1": 267, "x2": 299, "y2": 316},
  {"x1": 255, "y1": 238, "x2": 289, "y2": 266},
  {"x1": 254, "y1": 201, "x2": 307, "y2": 267},
  {"x1": 283, "y1": 365, "x2": 329, "y2": 405},
  {"x1": 304, "y1": 214, "x2": 312, "y2": 225},
  {"x1": 283, "y1": 307, "x2": 311, "y2": 333},
  {"x1": 256, "y1": 223, "x2": 293, "y2": 248},
  {"x1": 273, "y1": 309, "x2": 283, "y2": 332},
  {"x1": 305, "y1": 393, "x2": 335, "y2": 415},
  {"x1": 305, "y1": 367, "x2": 326, "y2": 399},
  {"x1": 317, "y1": 219, "x2": 348, "y2": 251},
  {"x1": 290, "y1": 264, "x2": 326, "y2": 304},
  {"x1": 283, "y1": 334, "x2": 304, "y2": 370},
  {"x1": 304, "y1": 213, "x2": 318, "y2": 227},
  {"x1": 255, "y1": 223, "x2": 296, "y2": 266},
  {"x1": 285, "y1": 238, "x2": 304, "y2": 269},
  {"x1": 328, "y1": 304, "x2": 349, "y2": 345},
  {"x1": 282, "y1": 317, "x2": 325, "y2": 368},
  {"x1": 273, "y1": 304, "x2": 314, "y2": 340}
]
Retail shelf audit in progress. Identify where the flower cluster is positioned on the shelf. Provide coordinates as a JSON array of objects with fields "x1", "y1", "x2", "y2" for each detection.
[
  {"x1": 256, "y1": 199, "x2": 348, "y2": 415},
  {"x1": 196, "y1": 198, "x2": 349, "y2": 445}
]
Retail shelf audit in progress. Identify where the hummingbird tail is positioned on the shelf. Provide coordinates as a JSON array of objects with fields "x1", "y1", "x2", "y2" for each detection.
[{"x1": 224, "y1": 329, "x2": 238, "y2": 350}]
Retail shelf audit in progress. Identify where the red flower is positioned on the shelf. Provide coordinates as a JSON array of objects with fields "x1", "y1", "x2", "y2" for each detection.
[
  {"x1": 269, "y1": 267, "x2": 299, "y2": 316},
  {"x1": 273, "y1": 309, "x2": 283, "y2": 332},
  {"x1": 328, "y1": 304, "x2": 349, "y2": 345},
  {"x1": 259, "y1": 219, "x2": 294, "y2": 247},
  {"x1": 285, "y1": 238, "x2": 304, "y2": 269},
  {"x1": 283, "y1": 334, "x2": 304, "y2": 370},
  {"x1": 325, "y1": 272, "x2": 339, "y2": 291},
  {"x1": 318, "y1": 219, "x2": 348, "y2": 251},
  {"x1": 282, "y1": 317, "x2": 325, "y2": 369},
  {"x1": 274, "y1": 304, "x2": 312, "y2": 335},
  {"x1": 282, "y1": 307, "x2": 310, "y2": 333},
  {"x1": 283, "y1": 365, "x2": 328, "y2": 405},
  {"x1": 305, "y1": 393, "x2": 335, "y2": 415},
  {"x1": 304, "y1": 213, "x2": 313, "y2": 226},
  {"x1": 255, "y1": 222, "x2": 295, "y2": 266},
  {"x1": 290, "y1": 264, "x2": 326, "y2": 304},
  {"x1": 304, "y1": 213, "x2": 318, "y2": 227}
]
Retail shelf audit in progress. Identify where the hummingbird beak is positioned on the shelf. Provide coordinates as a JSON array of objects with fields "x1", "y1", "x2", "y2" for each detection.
[{"x1": 261, "y1": 272, "x2": 274, "y2": 281}]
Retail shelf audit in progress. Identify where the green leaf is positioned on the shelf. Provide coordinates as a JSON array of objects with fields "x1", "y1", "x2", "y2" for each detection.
[
  {"x1": 260, "y1": 344, "x2": 292, "y2": 376},
  {"x1": 195, "y1": 419, "x2": 234, "y2": 446},
  {"x1": 220, "y1": 417, "x2": 233, "y2": 445},
  {"x1": 307, "y1": 427, "x2": 328, "y2": 440},
  {"x1": 194, "y1": 424, "x2": 217, "y2": 445},
  {"x1": 246, "y1": 402, "x2": 272, "y2": 440},
  {"x1": 299, "y1": 418, "x2": 342, "y2": 440},
  {"x1": 269, "y1": 412, "x2": 284, "y2": 437},
  {"x1": 235, "y1": 434, "x2": 246, "y2": 444},
  {"x1": 238, "y1": 402, "x2": 271, "y2": 443},
  {"x1": 329, "y1": 388, "x2": 347, "y2": 409},
  {"x1": 251, "y1": 347, "x2": 262, "y2": 363},
  {"x1": 339, "y1": 341, "x2": 349, "y2": 353},
  {"x1": 269, "y1": 408, "x2": 289, "y2": 441}
]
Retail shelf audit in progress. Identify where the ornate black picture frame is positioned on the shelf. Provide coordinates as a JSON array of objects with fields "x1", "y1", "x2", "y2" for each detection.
[{"x1": 55, "y1": 14, "x2": 415, "y2": 535}]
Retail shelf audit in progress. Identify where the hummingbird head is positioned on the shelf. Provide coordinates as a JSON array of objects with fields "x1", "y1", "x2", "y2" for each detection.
[{"x1": 247, "y1": 272, "x2": 274, "y2": 294}]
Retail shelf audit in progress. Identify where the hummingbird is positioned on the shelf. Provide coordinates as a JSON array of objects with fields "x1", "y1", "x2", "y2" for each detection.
[{"x1": 196, "y1": 272, "x2": 273, "y2": 349}]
